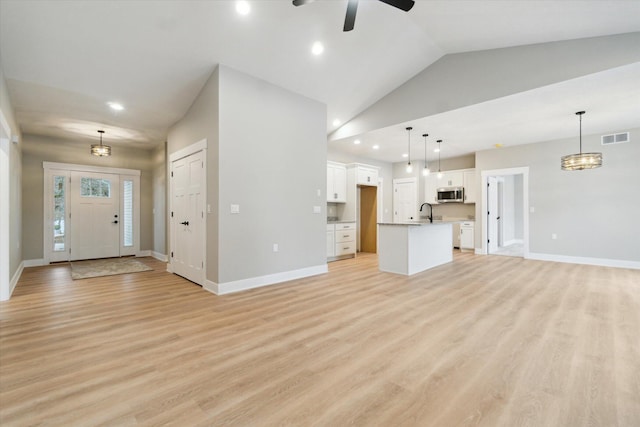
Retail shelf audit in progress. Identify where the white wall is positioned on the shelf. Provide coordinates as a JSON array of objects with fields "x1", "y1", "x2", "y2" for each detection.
[{"x1": 476, "y1": 127, "x2": 640, "y2": 263}]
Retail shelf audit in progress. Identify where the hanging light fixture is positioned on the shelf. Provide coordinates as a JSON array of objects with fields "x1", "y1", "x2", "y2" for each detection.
[
  {"x1": 561, "y1": 111, "x2": 602, "y2": 170},
  {"x1": 436, "y1": 139, "x2": 443, "y2": 179},
  {"x1": 405, "y1": 126, "x2": 413, "y2": 173},
  {"x1": 422, "y1": 133, "x2": 430, "y2": 176},
  {"x1": 91, "y1": 130, "x2": 111, "y2": 157}
]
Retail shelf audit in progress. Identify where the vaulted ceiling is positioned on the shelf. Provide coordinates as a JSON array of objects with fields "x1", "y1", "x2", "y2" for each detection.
[{"x1": 1, "y1": 0, "x2": 639, "y2": 158}]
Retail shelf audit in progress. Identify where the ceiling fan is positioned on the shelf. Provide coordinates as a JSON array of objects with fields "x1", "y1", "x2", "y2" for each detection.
[{"x1": 293, "y1": 0, "x2": 415, "y2": 32}]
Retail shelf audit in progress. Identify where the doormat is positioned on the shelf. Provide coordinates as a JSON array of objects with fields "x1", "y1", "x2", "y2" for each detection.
[{"x1": 70, "y1": 258, "x2": 153, "y2": 280}]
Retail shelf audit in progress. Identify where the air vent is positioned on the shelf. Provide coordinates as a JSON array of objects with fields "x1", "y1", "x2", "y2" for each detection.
[{"x1": 601, "y1": 132, "x2": 629, "y2": 145}]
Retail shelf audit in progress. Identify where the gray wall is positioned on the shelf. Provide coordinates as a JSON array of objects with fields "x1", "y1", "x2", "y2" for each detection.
[
  {"x1": 0, "y1": 60, "x2": 22, "y2": 280},
  {"x1": 476, "y1": 127, "x2": 640, "y2": 262},
  {"x1": 21, "y1": 135, "x2": 156, "y2": 260},
  {"x1": 168, "y1": 65, "x2": 327, "y2": 284},
  {"x1": 332, "y1": 33, "x2": 640, "y2": 141},
  {"x1": 217, "y1": 65, "x2": 326, "y2": 283},
  {"x1": 152, "y1": 142, "x2": 166, "y2": 255},
  {"x1": 167, "y1": 66, "x2": 220, "y2": 282}
]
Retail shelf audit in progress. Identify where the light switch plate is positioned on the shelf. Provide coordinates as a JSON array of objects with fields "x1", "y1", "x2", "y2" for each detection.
[
  {"x1": 230, "y1": 204, "x2": 240, "y2": 214},
  {"x1": 313, "y1": 206, "x2": 321, "y2": 214}
]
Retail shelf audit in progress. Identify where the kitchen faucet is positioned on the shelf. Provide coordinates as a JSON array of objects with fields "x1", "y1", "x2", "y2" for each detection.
[{"x1": 419, "y1": 202, "x2": 433, "y2": 223}]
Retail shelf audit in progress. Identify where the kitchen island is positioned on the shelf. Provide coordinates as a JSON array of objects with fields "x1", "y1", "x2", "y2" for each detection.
[{"x1": 378, "y1": 222, "x2": 453, "y2": 275}]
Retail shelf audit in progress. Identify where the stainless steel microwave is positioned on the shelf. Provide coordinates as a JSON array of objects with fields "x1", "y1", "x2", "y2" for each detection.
[{"x1": 437, "y1": 187, "x2": 464, "y2": 203}]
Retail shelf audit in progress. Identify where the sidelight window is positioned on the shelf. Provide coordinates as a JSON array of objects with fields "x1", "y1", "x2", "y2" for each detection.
[
  {"x1": 123, "y1": 180, "x2": 133, "y2": 247},
  {"x1": 53, "y1": 176, "x2": 66, "y2": 251}
]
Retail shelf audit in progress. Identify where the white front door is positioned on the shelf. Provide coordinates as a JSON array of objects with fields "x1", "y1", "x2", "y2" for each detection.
[
  {"x1": 69, "y1": 171, "x2": 120, "y2": 260},
  {"x1": 487, "y1": 176, "x2": 499, "y2": 253},
  {"x1": 171, "y1": 151, "x2": 205, "y2": 285},
  {"x1": 393, "y1": 178, "x2": 417, "y2": 222}
]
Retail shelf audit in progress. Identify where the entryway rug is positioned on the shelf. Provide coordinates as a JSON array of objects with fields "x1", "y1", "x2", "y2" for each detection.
[{"x1": 70, "y1": 258, "x2": 153, "y2": 280}]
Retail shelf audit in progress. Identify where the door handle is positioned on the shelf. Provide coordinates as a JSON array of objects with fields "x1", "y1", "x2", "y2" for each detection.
[
  {"x1": 180, "y1": 221, "x2": 189, "y2": 226},
  {"x1": 112, "y1": 220, "x2": 118, "y2": 224}
]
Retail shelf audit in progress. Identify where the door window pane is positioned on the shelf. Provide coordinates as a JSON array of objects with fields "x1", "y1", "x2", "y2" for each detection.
[
  {"x1": 80, "y1": 177, "x2": 111, "y2": 198},
  {"x1": 123, "y1": 180, "x2": 133, "y2": 247},
  {"x1": 53, "y1": 176, "x2": 65, "y2": 251}
]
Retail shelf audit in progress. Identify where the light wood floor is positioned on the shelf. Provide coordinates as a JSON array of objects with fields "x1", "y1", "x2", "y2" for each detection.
[{"x1": 1, "y1": 253, "x2": 639, "y2": 426}]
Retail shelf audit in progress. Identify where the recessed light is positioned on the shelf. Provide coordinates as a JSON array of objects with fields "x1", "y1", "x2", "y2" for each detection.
[
  {"x1": 402, "y1": 153, "x2": 408, "y2": 158},
  {"x1": 494, "y1": 143, "x2": 503, "y2": 148},
  {"x1": 333, "y1": 119, "x2": 341, "y2": 126},
  {"x1": 311, "y1": 42, "x2": 324, "y2": 56},
  {"x1": 372, "y1": 145, "x2": 379, "y2": 150},
  {"x1": 107, "y1": 102, "x2": 124, "y2": 111},
  {"x1": 433, "y1": 148, "x2": 440, "y2": 153},
  {"x1": 354, "y1": 139, "x2": 361, "y2": 145},
  {"x1": 236, "y1": 1, "x2": 250, "y2": 15}
]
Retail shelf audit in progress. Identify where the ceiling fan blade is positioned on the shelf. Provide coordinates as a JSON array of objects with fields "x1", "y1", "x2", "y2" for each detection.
[
  {"x1": 292, "y1": 0, "x2": 315, "y2": 6},
  {"x1": 343, "y1": 0, "x2": 358, "y2": 32},
  {"x1": 377, "y1": 0, "x2": 415, "y2": 12}
]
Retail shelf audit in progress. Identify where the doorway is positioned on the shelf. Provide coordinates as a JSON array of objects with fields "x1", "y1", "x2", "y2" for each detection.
[
  {"x1": 359, "y1": 186, "x2": 377, "y2": 253},
  {"x1": 169, "y1": 140, "x2": 206, "y2": 286},
  {"x1": 481, "y1": 167, "x2": 529, "y2": 258},
  {"x1": 43, "y1": 163, "x2": 141, "y2": 263},
  {"x1": 393, "y1": 178, "x2": 417, "y2": 222}
]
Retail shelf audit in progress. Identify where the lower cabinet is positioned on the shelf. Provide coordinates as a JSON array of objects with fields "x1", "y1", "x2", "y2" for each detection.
[
  {"x1": 460, "y1": 221, "x2": 475, "y2": 251},
  {"x1": 328, "y1": 222, "x2": 356, "y2": 260}
]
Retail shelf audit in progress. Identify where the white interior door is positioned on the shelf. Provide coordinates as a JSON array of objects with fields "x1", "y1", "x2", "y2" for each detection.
[
  {"x1": 393, "y1": 178, "x2": 417, "y2": 222},
  {"x1": 487, "y1": 176, "x2": 499, "y2": 253},
  {"x1": 69, "y1": 171, "x2": 120, "y2": 260},
  {"x1": 171, "y1": 151, "x2": 205, "y2": 285}
]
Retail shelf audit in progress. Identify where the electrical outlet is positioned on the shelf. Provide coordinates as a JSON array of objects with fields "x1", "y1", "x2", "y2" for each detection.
[
  {"x1": 313, "y1": 206, "x2": 321, "y2": 214},
  {"x1": 551, "y1": 233, "x2": 557, "y2": 240},
  {"x1": 273, "y1": 243, "x2": 279, "y2": 252},
  {"x1": 317, "y1": 189, "x2": 321, "y2": 197},
  {"x1": 230, "y1": 204, "x2": 240, "y2": 214},
  {"x1": 530, "y1": 207, "x2": 535, "y2": 213}
]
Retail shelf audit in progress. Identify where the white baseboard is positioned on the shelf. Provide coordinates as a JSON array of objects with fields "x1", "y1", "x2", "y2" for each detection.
[
  {"x1": 151, "y1": 251, "x2": 168, "y2": 262},
  {"x1": 527, "y1": 252, "x2": 640, "y2": 270},
  {"x1": 9, "y1": 261, "x2": 24, "y2": 298},
  {"x1": 166, "y1": 263, "x2": 173, "y2": 273},
  {"x1": 23, "y1": 259, "x2": 46, "y2": 267},
  {"x1": 475, "y1": 248, "x2": 485, "y2": 255},
  {"x1": 204, "y1": 264, "x2": 329, "y2": 295}
]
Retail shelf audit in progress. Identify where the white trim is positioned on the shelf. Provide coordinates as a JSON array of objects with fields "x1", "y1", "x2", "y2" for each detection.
[
  {"x1": 503, "y1": 239, "x2": 524, "y2": 247},
  {"x1": 9, "y1": 261, "x2": 24, "y2": 298},
  {"x1": 151, "y1": 251, "x2": 168, "y2": 262},
  {"x1": 0, "y1": 110, "x2": 12, "y2": 301},
  {"x1": 480, "y1": 167, "x2": 530, "y2": 258},
  {"x1": 204, "y1": 264, "x2": 328, "y2": 295},
  {"x1": 169, "y1": 139, "x2": 207, "y2": 163},
  {"x1": 23, "y1": 259, "x2": 46, "y2": 267},
  {"x1": 527, "y1": 252, "x2": 640, "y2": 270},
  {"x1": 43, "y1": 161, "x2": 140, "y2": 176}
]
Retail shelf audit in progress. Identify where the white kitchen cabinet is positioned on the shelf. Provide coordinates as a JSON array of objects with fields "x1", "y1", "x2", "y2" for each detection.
[
  {"x1": 437, "y1": 171, "x2": 463, "y2": 188},
  {"x1": 463, "y1": 170, "x2": 476, "y2": 204},
  {"x1": 356, "y1": 165, "x2": 378, "y2": 186},
  {"x1": 329, "y1": 222, "x2": 356, "y2": 259},
  {"x1": 326, "y1": 224, "x2": 335, "y2": 257},
  {"x1": 460, "y1": 221, "x2": 475, "y2": 251},
  {"x1": 327, "y1": 162, "x2": 347, "y2": 203},
  {"x1": 424, "y1": 174, "x2": 439, "y2": 204}
]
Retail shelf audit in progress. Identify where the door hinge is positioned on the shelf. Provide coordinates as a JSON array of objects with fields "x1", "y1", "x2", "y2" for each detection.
[
  {"x1": 201, "y1": 261, "x2": 203, "y2": 268},
  {"x1": 171, "y1": 251, "x2": 174, "y2": 258},
  {"x1": 69, "y1": 248, "x2": 71, "y2": 254},
  {"x1": 171, "y1": 211, "x2": 174, "y2": 217},
  {"x1": 69, "y1": 212, "x2": 71, "y2": 218},
  {"x1": 201, "y1": 211, "x2": 203, "y2": 218},
  {"x1": 171, "y1": 171, "x2": 173, "y2": 177}
]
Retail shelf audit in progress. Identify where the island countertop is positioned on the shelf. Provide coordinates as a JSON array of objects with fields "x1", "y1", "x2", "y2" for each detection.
[{"x1": 377, "y1": 221, "x2": 456, "y2": 226}]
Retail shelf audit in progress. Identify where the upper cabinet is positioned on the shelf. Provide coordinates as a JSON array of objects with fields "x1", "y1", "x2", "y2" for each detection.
[
  {"x1": 424, "y1": 174, "x2": 439, "y2": 204},
  {"x1": 327, "y1": 162, "x2": 347, "y2": 203},
  {"x1": 355, "y1": 164, "x2": 378, "y2": 186},
  {"x1": 463, "y1": 170, "x2": 476, "y2": 204},
  {"x1": 437, "y1": 171, "x2": 463, "y2": 188}
]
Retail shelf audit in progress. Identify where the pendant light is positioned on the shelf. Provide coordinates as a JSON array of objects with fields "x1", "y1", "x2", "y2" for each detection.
[
  {"x1": 422, "y1": 133, "x2": 430, "y2": 176},
  {"x1": 91, "y1": 130, "x2": 111, "y2": 157},
  {"x1": 405, "y1": 126, "x2": 413, "y2": 173},
  {"x1": 561, "y1": 111, "x2": 602, "y2": 170},
  {"x1": 436, "y1": 139, "x2": 443, "y2": 179}
]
